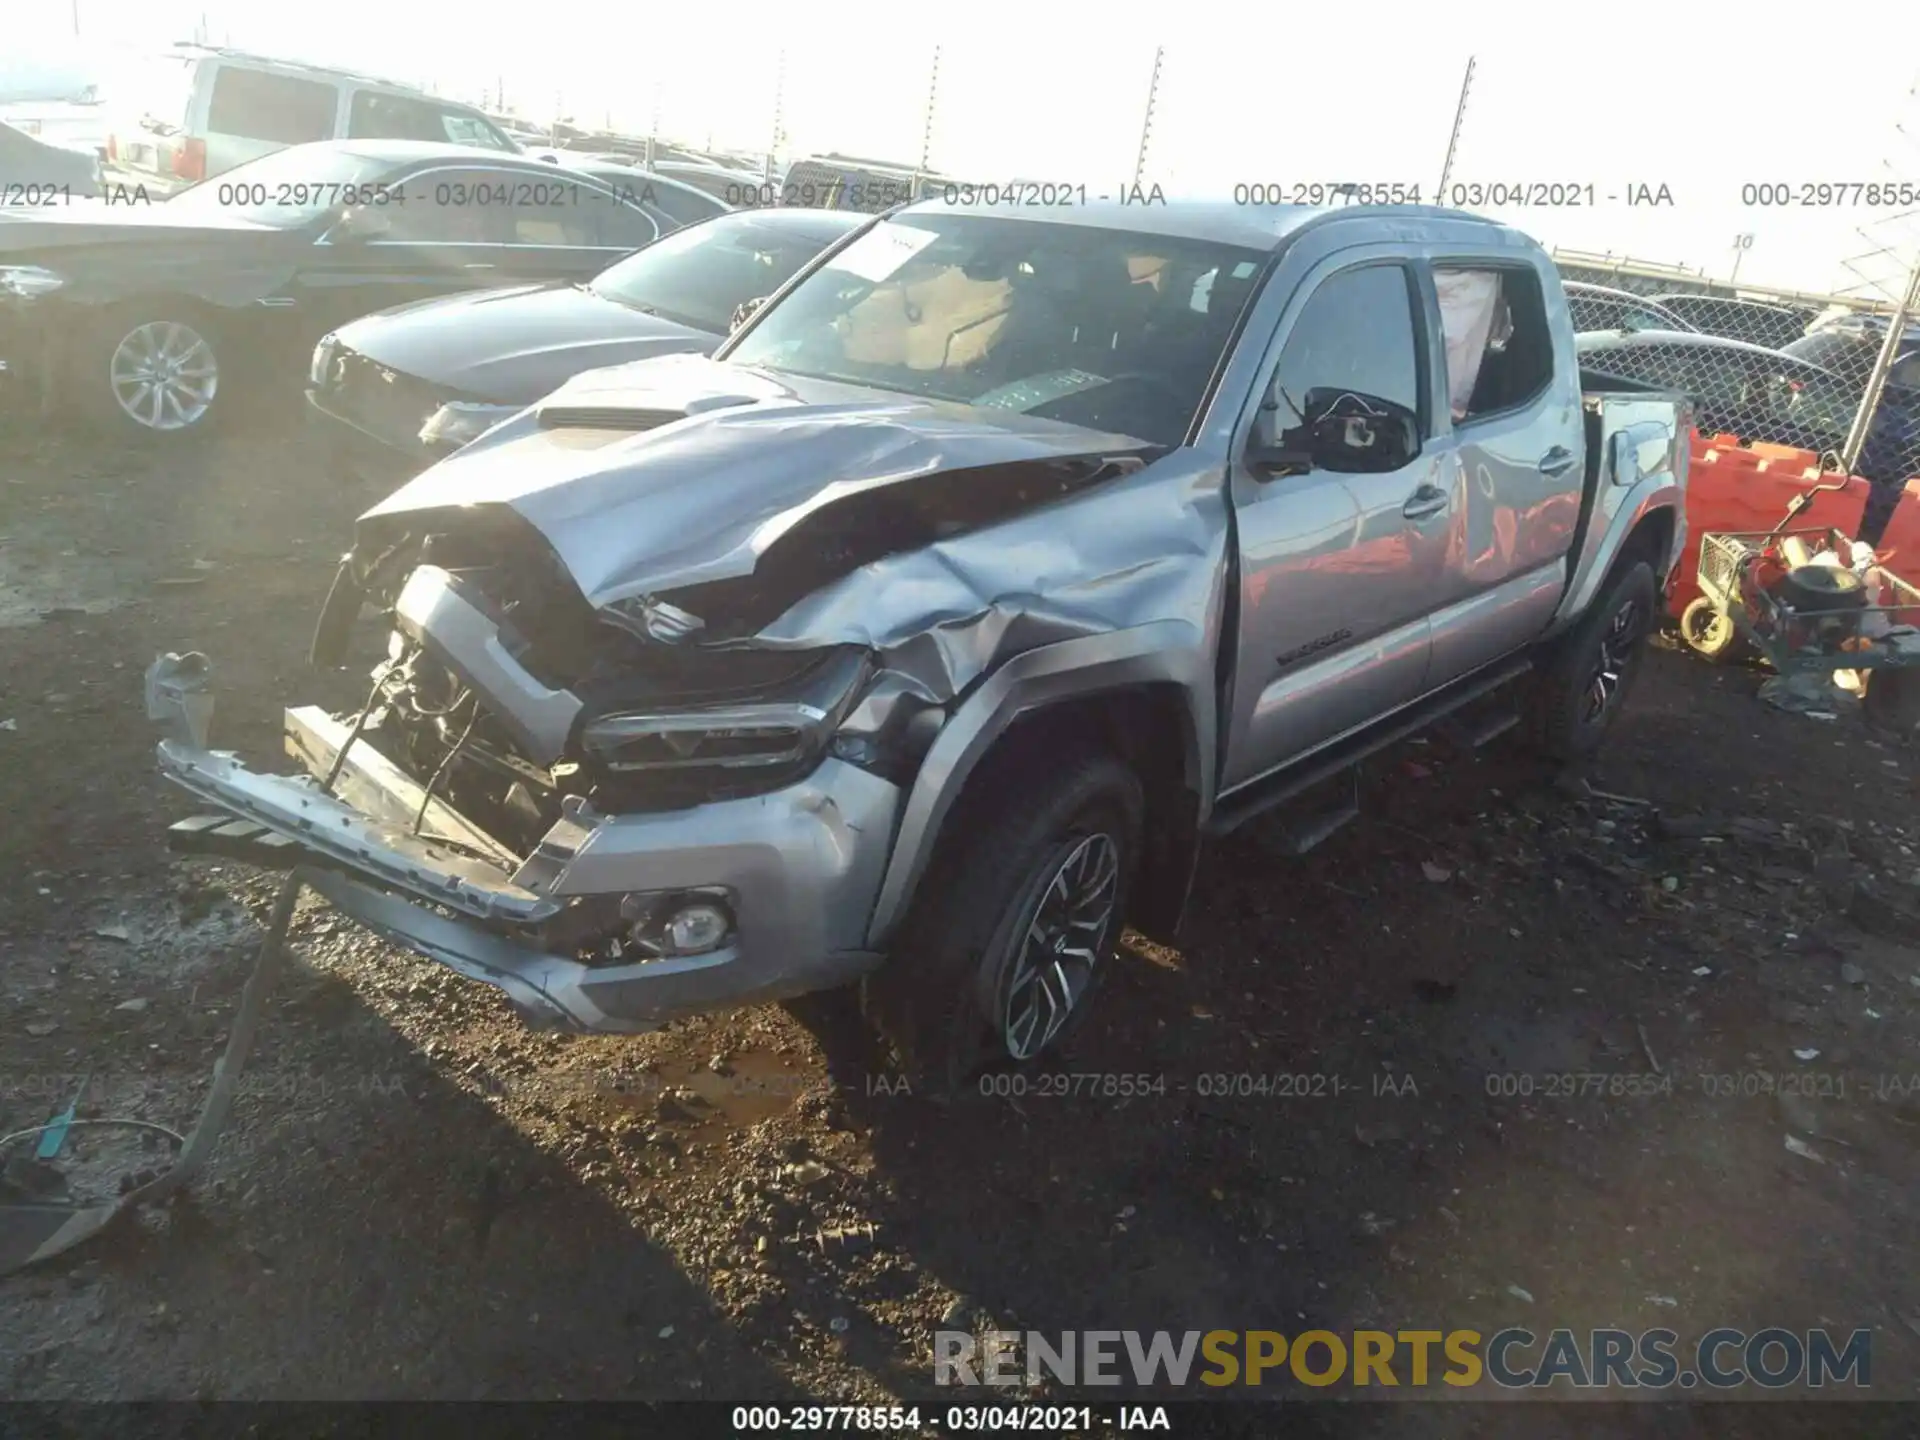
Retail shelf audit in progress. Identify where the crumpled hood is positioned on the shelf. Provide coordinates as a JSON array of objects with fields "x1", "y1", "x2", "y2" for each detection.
[
  {"x1": 360, "y1": 352, "x2": 1155, "y2": 610},
  {"x1": 331, "y1": 283, "x2": 718, "y2": 404}
]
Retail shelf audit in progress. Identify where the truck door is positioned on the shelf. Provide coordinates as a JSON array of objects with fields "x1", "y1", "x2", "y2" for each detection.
[
  {"x1": 1418, "y1": 260, "x2": 1584, "y2": 685},
  {"x1": 1218, "y1": 256, "x2": 1450, "y2": 794}
]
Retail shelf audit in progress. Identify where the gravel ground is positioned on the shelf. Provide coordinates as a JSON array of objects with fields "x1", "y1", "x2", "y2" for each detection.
[{"x1": 3, "y1": 413, "x2": 1920, "y2": 1432}]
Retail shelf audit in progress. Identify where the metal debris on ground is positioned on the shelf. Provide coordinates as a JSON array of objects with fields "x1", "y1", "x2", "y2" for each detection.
[
  {"x1": 1784, "y1": 1134, "x2": 1824, "y2": 1164},
  {"x1": 1758, "y1": 671, "x2": 1849, "y2": 719},
  {"x1": 815, "y1": 1223, "x2": 877, "y2": 1253}
]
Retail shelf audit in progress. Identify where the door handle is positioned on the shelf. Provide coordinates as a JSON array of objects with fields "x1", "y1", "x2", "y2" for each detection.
[
  {"x1": 1402, "y1": 483, "x2": 1449, "y2": 520},
  {"x1": 1538, "y1": 446, "x2": 1576, "y2": 477}
]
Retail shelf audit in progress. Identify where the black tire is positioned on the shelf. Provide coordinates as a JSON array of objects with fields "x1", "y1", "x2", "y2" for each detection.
[
  {"x1": 1526, "y1": 560, "x2": 1657, "y2": 761},
  {"x1": 860, "y1": 748, "x2": 1144, "y2": 1100},
  {"x1": 1679, "y1": 595, "x2": 1741, "y2": 664},
  {"x1": 71, "y1": 305, "x2": 226, "y2": 438}
]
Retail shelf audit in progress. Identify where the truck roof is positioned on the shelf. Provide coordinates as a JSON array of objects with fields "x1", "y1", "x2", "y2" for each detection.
[
  {"x1": 162, "y1": 43, "x2": 441, "y2": 99},
  {"x1": 893, "y1": 197, "x2": 1526, "y2": 252}
]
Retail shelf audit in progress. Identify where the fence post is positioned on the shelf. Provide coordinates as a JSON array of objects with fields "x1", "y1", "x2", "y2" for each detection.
[{"x1": 1841, "y1": 257, "x2": 1920, "y2": 475}]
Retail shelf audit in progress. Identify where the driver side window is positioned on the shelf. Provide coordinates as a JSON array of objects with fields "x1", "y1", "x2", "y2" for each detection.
[{"x1": 1270, "y1": 263, "x2": 1422, "y2": 429}]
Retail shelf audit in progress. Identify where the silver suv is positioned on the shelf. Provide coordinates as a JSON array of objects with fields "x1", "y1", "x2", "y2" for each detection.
[{"x1": 152, "y1": 200, "x2": 1689, "y2": 1091}]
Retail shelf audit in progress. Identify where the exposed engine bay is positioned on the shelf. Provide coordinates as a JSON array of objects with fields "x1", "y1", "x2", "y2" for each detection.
[{"x1": 309, "y1": 443, "x2": 1153, "y2": 864}]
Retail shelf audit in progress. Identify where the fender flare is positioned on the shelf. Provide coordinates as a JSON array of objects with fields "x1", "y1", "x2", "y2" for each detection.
[
  {"x1": 1557, "y1": 475, "x2": 1683, "y2": 627},
  {"x1": 863, "y1": 620, "x2": 1216, "y2": 948}
]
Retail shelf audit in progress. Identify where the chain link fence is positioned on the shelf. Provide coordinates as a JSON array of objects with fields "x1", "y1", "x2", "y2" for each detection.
[{"x1": 1552, "y1": 256, "x2": 1920, "y2": 540}]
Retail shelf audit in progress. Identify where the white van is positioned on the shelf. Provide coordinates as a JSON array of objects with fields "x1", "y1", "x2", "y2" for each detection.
[{"x1": 106, "y1": 45, "x2": 519, "y2": 194}]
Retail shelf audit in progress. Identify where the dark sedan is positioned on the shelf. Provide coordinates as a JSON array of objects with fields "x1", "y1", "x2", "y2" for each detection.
[
  {"x1": 0, "y1": 139, "x2": 685, "y2": 435},
  {"x1": 1, "y1": 120, "x2": 102, "y2": 199},
  {"x1": 307, "y1": 206, "x2": 865, "y2": 482},
  {"x1": 1561, "y1": 281, "x2": 1696, "y2": 334},
  {"x1": 1575, "y1": 329, "x2": 1852, "y2": 454},
  {"x1": 1781, "y1": 319, "x2": 1920, "y2": 488},
  {"x1": 1646, "y1": 292, "x2": 1815, "y2": 350}
]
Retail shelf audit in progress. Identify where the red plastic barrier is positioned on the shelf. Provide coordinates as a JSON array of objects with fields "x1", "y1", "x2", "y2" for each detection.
[{"x1": 1666, "y1": 438, "x2": 1871, "y2": 616}]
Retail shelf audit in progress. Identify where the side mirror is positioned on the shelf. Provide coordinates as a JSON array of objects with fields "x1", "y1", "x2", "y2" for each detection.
[
  {"x1": 730, "y1": 295, "x2": 769, "y2": 332},
  {"x1": 334, "y1": 205, "x2": 392, "y2": 242},
  {"x1": 1248, "y1": 388, "x2": 1420, "y2": 475}
]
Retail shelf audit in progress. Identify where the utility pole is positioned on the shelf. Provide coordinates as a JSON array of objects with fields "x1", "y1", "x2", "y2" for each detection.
[
  {"x1": 1133, "y1": 45, "x2": 1163, "y2": 188},
  {"x1": 1434, "y1": 55, "x2": 1476, "y2": 204},
  {"x1": 1842, "y1": 254, "x2": 1920, "y2": 473},
  {"x1": 911, "y1": 44, "x2": 941, "y2": 199},
  {"x1": 646, "y1": 80, "x2": 661, "y2": 170},
  {"x1": 766, "y1": 49, "x2": 786, "y2": 183},
  {"x1": 71, "y1": 0, "x2": 80, "y2": 37}
]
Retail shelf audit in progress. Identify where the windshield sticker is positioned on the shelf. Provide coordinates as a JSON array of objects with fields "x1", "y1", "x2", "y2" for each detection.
[{"x1": 829, "y1": 222, "x2": 940, "y2": 284}]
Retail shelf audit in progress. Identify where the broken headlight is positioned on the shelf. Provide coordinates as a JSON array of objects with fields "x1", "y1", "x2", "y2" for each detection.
[
  {"x1": 578, "y1": 648, "x2": 869, "y2": 777},
  {"x1": 419, "y1": 401, "x2": 522, "y2": 455}
]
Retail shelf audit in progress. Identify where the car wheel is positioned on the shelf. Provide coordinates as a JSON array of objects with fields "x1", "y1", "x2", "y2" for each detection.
[
  {"x1": 1526, "y1": 560, "x2": 1657, "y2": 761},
  {"x1": 80, "y1": 311, "x2": 223, "y2": 436},
  {"x1": 861, "y1": 749, "x2": 1144, "y2": 1100},
  {"x1": 1679, "y1": 595, "x2": 1741, "y2": 663}
]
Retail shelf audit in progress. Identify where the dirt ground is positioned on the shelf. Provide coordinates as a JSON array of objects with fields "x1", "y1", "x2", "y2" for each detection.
[{"x1": 3, "y1": 409, "x2": 1920, "y2": 1433}]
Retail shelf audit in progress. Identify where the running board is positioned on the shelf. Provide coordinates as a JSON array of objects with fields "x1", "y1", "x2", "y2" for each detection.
[
  {"x1": 1270, "y1": 771, "x2": 1360, "y2": 856},
  {"x1": 1206, "y1": 656, "x2": 1534, "y2": 836},
  {"x1": 1439, "y1": 709, "x2": 1521, "y2": 751}
]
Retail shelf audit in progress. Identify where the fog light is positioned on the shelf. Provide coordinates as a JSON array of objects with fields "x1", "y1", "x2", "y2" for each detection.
[{"x1": 664, "y1": 901, "x2": 731, "y2": 955}]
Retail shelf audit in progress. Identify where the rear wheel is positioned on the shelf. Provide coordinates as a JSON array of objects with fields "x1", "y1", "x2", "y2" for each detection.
[
  {"x1": 1526, "y1": 561, "x2": 1657, "y2": 761},
  {"x1": 861, "y1": 749, "x2": 1143, "y2": 1099},
  {"x1": 1679, "y1": 595, "x2": 1740, "y2": 663}
]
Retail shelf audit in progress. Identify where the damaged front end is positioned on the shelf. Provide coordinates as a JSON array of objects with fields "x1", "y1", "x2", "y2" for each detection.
[{"x1": 151, "y1": 355, "x2": 1221, "y2": 1033}]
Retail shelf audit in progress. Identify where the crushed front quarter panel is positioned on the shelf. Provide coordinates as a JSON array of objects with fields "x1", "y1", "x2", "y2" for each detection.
[{"x1": 737, "y1": 446, "x2": 1235, "y2": 705}]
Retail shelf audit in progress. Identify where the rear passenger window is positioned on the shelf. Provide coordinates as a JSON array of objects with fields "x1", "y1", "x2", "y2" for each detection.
[
  {"x1": 592, "y1": 199, "x2": 666, "y2": 250},
  {"x1": 511, "y1": 189, "x2": 615, "y2": 247},
  {"x1": 206, "y1": 68, "x2": 335, "y2": 145},
  {"x1": 1435, "y1": 266, "x2": 1553, "y2": 423},
  {"x1": 646, "y1": 182, "x2": 727, "y2": 229},
  {"x1": 1272, "y1": 264, "x2": 1421, "y2": 420},
  {"x1": 349, "y1": 91, "x2": 508, "y2": 149}
]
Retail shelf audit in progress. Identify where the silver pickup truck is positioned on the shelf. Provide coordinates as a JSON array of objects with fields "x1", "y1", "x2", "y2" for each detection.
[{"x1": 150, "y1": 199, "x2": 1689, "y2": 1091}]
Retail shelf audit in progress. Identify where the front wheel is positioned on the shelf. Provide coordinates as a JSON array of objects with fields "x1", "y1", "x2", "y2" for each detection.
[
  {"x1": 1526, "y1": 560, "x2": 1657, "y2": 761},
  {"x1": 861, "y1": 749, "x2": 1144, "y2": 1099},
  {"x1": 76, "y1": 310, "x2": 224, "y2": 437}
]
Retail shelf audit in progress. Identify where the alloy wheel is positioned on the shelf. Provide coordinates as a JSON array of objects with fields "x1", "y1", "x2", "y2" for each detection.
[
  {"x1": 109, "y1": 321, "x2": 218, "y2": 431},
  {"x1": 998, "y1": 831, "x2": 1121, "y2": 1060},
  {"x1": 1584, "y1": 598, "x2": 1642, "y2": 725}
]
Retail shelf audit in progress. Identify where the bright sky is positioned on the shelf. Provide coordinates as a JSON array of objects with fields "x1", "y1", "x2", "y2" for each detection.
[{"x1": 12, "y1": 0, "x2": 1920, "y2": 297}]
